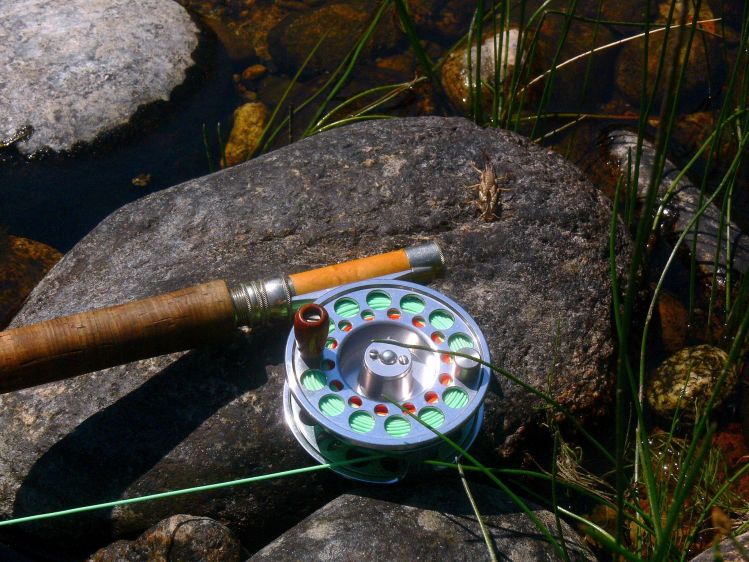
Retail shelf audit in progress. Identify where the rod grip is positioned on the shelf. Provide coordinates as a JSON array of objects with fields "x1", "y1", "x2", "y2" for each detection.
[
  {"x1": 0, "y1": 280, "x2": 237, "y2": 393},
  {"x1": 289, "y1": 249, "x2": 411, "y2": 295}
]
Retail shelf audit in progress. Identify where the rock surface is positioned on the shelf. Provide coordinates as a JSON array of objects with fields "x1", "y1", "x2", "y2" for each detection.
[
  {"x1": 0, "y1": 117, "x2": 626, "y2": 552},
  {"x1": 89, "y1": 514, "x2": 244, "y2": 562},
  {"x1": 0, "y1": 0, "x2": 200, "y2": 156},
  {"x1": 249, "y1": 482, "x2": 596, "y2": 561}
]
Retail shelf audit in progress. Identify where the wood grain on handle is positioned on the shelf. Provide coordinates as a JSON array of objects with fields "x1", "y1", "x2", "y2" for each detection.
[
  {"x1": 0, "y1": 280, "x2": 237, "y2": 393},
  {"x1": 289, "y1": 249, "x2": 411, "y2": 295}
]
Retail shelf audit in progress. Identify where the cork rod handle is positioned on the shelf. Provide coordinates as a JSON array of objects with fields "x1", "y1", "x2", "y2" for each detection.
[
  {"x1": 0, "y1": 280, "x2": 236, "y2": 393},
  {"x1": 289, "y1": 249, "x2": 411, "y2": 294}
]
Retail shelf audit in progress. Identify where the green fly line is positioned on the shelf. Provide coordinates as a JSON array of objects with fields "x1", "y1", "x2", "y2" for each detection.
[{"x1": 0, "y1": 455, "x2": 382, "y2": 527}]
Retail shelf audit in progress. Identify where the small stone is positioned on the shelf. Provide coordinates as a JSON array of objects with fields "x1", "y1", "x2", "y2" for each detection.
[
  {"x1": 88, "y1": 514, "x2": 243, "y2": 562},
  {"x1": 241, "y1": 64, "x2": 268, "y2": 82},
  {"x1": 223, "y1": 102, "x2": 269, "y2": 167},
  {"x1": 689, "y1": 529, "x2": 749, "y2": 561},
  {"x1": 646, "y1": 344, "x2": 737, "y2": 422}
]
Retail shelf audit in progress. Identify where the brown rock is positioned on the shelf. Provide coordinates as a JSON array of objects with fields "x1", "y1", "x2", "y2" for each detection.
[
  {"x1": 223, "y1": 101, "x2": 269, "y2": 167},
  {"x1": 406, "y1": 0, "x2": 474, "y2": 39},
  {"x1": 533, "y1": 13, "x2": 616, "y2": 111},
  {"x1": 89, "y1": 514, "x2": 243, "y2": 562},
  {"x1": 0, "y1": 234, "x2": 62, "y2": 329},
  {"x1": 656, "y1": 290, "x2": 688, "y2": 352},
  {"x1": 615, "y1": 2, "x2": 724, "y2": 112}
]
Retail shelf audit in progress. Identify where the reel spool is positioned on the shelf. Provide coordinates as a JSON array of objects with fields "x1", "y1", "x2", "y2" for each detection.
[{"x1": 283, "y1": 279, "x2": 491, "y2": 483}]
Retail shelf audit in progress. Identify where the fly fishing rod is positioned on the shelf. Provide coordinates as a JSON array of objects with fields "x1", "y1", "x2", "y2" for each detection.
[{"x1": 0, "y1": 240, "x2": 493, "y2": 483}]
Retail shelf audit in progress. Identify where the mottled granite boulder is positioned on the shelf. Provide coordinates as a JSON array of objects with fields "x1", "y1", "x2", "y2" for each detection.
[
  {"x1": 0, "y1": 117, "x2": 627, "y2": 554},
  {"x1": 249, "y1": 482, "x2": 596, "y2": 561},
  {"x1": 0, "y1": 0, "x2": 200, "y2": 156},
  {"x1": 89, "y1": 515, "x2": 244, "y2": 562}
]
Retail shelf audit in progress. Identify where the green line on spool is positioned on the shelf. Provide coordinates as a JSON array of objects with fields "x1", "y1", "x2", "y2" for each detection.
[
  {"x1": 448, "y1": 333, "x2": 473, "y2": 352},
  {"x1": 443, "y1": 387, "x2": 469, "y2": 409},
  {"x1": 429, "y1": 309, "x2": 454, "y2": 330},
  {"x1": 334, "y1": 298, "x2": 360, "y2": 318},
  {"x1": 366, "y1": 290, "x2": 391, "y2": 310},
  {"x1": 419, "y1": 407, "x2": 445, "y2": 429},
  {"x1": 319, "y1": 394, "x2": 345, "y2": 417},
  {"x1": 349, "y1": 411, "x2": 375, "y2": 433},
  {"x1": 301, "y1": 370, "x2": 327, "y2": 391},
  {"x1": 400, "y1": 294, "x2": 425, "y2": 314},
  {"x1": 384, "y1": 416, "x2": 411, "y2": 437}
]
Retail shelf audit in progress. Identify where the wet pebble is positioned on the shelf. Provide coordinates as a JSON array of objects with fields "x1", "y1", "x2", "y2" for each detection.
[
  {"x1": 646, "y1": 344, "x2": 737, "y2": 422},
  {"x1": 223, "y1": 101, "x2": 269, "y2": 167},
  {"x1": 241, "y1": 64, "x2": 268, "y2": 82},
  {"x1": 656, "y1": 290, "x2": 689, "y2": 352}
]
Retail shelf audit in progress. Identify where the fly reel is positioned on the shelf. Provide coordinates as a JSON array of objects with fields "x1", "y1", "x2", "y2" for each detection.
[{"x1": 283, "y1": 279, "x2": 491, "y2": 483}]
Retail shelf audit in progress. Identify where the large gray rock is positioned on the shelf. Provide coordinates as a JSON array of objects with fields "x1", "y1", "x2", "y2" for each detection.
[
  {"x1": 0, "y1": 0, "x2": 200, "y2": 156},
  {"x1": 249, "y1": 482, "x2": 596, "y2": 561},
  {"x1": 0, "y1": 117, "x2": 626, "y2": 553}
]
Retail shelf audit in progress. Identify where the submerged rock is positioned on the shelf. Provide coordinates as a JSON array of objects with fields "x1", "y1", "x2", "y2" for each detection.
[
  {"x1": 0, "y1": 0, "x2": 200, "y2": 156},
  {"x1": 0, "y1": 117, "x2": 626, "y2": 553},
  {"x1": 440, "y1": 27, "x2": 523, "y2": 114},
  {"x1": 0, "y1": 235, "x2": 62, "y2": 330},
  {"x1": 647, "y1": 344, "x2": 737, "y2": 422},
  {"x1": 603, "y1": 129, "x2": 749, "y2": 280},
  {"x1": 89, "y1": 514, "x2": 243, "y2": 562},
  {"x1": 267, "y1": 0, "x2": 401, "y2": 76},
  {"x1": 615, "y1": 2, "x2": 723, "y2": 112},
  {"x1": 249, "y1": 482, "x2": 596, "y2": 561}
]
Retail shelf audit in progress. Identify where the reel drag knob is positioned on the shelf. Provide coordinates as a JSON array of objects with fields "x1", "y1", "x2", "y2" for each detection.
[{"x1": 293, "y1": 304, "x2": 329, "y2": 366}]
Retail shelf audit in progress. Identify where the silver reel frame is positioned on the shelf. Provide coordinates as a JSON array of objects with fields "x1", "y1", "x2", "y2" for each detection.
[{"x1": 283, "y1": 279, "x2": 491, "y2": 483}]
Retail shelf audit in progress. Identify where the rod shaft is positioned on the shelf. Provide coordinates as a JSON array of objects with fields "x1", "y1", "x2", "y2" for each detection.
[{"x1": 0, "y1": 242, "x2": 444, "y2": 393}]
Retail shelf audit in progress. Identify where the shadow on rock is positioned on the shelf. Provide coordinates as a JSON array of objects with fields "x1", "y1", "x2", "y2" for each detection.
[{"x1": 11, "y1": 333, "x2": 271, "y2": 545}]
